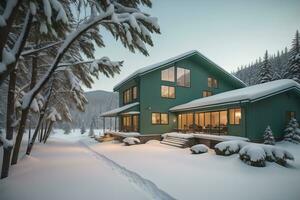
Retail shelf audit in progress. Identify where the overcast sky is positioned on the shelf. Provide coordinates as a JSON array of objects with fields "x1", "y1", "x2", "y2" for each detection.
[{"x1": 85, "y1": 0, "x2": 300, "y2": 92}]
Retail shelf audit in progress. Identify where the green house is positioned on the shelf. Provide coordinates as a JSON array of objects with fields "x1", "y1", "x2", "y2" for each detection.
[{"x1": 101, "y1": 50, "x2": 300, "y2": 141}]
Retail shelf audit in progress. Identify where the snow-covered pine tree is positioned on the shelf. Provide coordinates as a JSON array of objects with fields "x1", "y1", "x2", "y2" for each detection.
[
  {"x1": 263, "y1": 126, "x2": 275, "y2": 145},
  {"x1": 258, "y1": 50, "x2": 273, "y2": 84},
  {"x1": 284, "y1": 118, "x2": 300, "y2": 143},
  {"x1": 285, "y1": 30, "x2": 300, "y2": 83}
]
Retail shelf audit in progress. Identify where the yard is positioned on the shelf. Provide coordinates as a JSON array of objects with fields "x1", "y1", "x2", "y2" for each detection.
[{"x1": 1, "y1": 130, "x2": 300, "y2": 200}]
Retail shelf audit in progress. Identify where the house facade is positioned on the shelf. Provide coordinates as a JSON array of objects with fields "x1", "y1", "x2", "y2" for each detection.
[{"x1": 101, "y1": 50, "x2": 300, "y2": 141}]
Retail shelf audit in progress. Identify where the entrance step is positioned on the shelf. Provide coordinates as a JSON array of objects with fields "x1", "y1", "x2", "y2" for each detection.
[{"x1": 160, "y1": 136, "x2": 191, "y2": 148}]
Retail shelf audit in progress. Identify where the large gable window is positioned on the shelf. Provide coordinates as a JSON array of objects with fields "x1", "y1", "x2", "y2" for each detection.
[
  {"x1": 161, "y1": 67, "x2": 175, "y2": 82},
  {"x1": 161, "y1": 85, "x2": 175, "y2": 98},
  {"x1": 177, "y1": 67, "x2": 190, "y2": 87}
]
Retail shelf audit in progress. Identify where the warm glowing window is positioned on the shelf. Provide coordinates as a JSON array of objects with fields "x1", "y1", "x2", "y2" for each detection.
[
  {"x1": 203, "y1": 90, "x2": 212, "y2": 97},
  {"x1": 178, "y1": 113, "x2": 193, "y2": 130},
  {"x1": 132, "y1": 86, "x2": 138, "y2": 100},
  {"x1": 220, "y1": 111, "x2": 228, "y2": 126},
  {"x1": 177, "y1": 67, "x2": 190, "y2": 87},
  {"x1": 208, "y1": 77, "x2": 218, "y2": 88},
  {"x1": 161, "y1": 67, "x2": 175, "y2": 82},
  {"x1": 229, "y1": 108, "x2": 241, "y2": 125},
  {"x1": 132, "y1": 115, "x2": 139, "y2": 132},
  {"x1": 123, "y1": 89, "x2": 132, "y2": 104},
  {"x1": 161, "y1": 85, "x2": 175, "y2": 98},
  {"x1": 152, "y1": 113, "x2": 169, "y2": 125}
]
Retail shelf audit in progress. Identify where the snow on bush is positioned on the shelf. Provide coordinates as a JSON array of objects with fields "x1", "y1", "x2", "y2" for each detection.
[
  {"x1": 284, "y1": 118, "x2": 300, "y2": 143},
  {"x1": 214, "y1": 140, "x2": 247, "y2": 156},
  {"x1": 263, "y1": 145, "x2": 294, "y2": 166},
  {"x1": 123, "y1": 137, "x2": 140, "y2": 146},
  {"x1": 263, "y1": 126, "x2": 275, "y2": 145},
  {"x1": 190, "y1": 144, "x2": 209, "y2": 154},
  {"x1": 239, "y1": 144, "x2": 266, "y2": 167}
]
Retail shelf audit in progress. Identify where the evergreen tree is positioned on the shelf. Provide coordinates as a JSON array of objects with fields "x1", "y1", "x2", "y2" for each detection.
[
  {"x1": 63, "y1": 124, "x2": 71, "y2": 135},
  {"x1": 285, "y1": 30, "x2": 300, "y2": 83},
  {"x1": 284, "y1": 118, "x2": 300, "y2": 143},
  {"x1": 259, "y1": 50, "x2": 273, "y2": 84},
  {"x1": 81, "y1": 122, "x2": 86, "y2": 135},
  {"x1": 263, "y1": 126, "x2": 275, "y2": 145}
]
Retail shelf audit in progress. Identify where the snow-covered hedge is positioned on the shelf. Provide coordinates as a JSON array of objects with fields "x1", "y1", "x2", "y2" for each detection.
[
  {"x1": 239, "y1": 144, "x2": 266, "y2": 167},
  {"x1": 263, "y1": 145, "x2": 294, "y2": 165},
  {"x1": 214, "y1": 140, "x2": 247, "y2": 156},
  {"x1": 190, "y1": 144, "x2": 209, "y2": 154},
  {"x1": 123, "y1": 137, "x2": 140, "y2": 146}
]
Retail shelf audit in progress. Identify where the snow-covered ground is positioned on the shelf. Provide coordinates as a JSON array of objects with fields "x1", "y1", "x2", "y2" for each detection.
[{"x1": 1, "y1": 129, "x2": 300, "y2": 200}]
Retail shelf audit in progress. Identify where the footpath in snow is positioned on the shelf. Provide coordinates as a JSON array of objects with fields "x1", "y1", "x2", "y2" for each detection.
[{"x1": 0, "y1": 131, "x2": 165, "y2": 200}]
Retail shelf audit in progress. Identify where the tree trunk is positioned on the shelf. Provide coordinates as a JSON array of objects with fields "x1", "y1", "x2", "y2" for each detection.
[
  {"x1": 1, "y1": 68, "x2": 17, "y2": 179},
  {"x1": 39, "y1": 122, "x2": 44, "y2": 143},
  {"x1": 11, "y1": 53, "x2": 37, "y2": 165},
  {"x1": 43, "y1": 121, "x2": 54, "y2": 144},
  {"x1": 43, "y1": 122, "x2": 49, "y2": 142}
]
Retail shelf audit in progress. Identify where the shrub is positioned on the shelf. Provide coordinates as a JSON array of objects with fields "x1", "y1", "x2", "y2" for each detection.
[
  {"x1": 239, "y1": 144, "x2": 266, "y2": 167},
  {"x1": 214, "y1": 140, "x2": 247, "y2": 156},
  {"x1": 190, "y1": 144, "x2": 208, "y2": 154},
  {"x1": 123, "y1": 137, "x2": 140, "y2": 146},
  {"x1": 263, "y1": 126, "x2": 275, "y2": 145}
]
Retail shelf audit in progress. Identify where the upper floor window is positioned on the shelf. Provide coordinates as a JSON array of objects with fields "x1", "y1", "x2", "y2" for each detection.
[
  {"x1": 203, "y1": 90, "x2": 212, "y2": 97},
  {"x1": 161, "y1": 67, "x2": 175, "y2": 82},
  {"x1": 208, "y1": 77, "x2": 218, "y2": 88},
  {"x1": 123, "y1": 86, "x2": 138, "y2": 104},
  {"x1": 133, "y1": 86, "x2": 138, "y2": 100},
  {"x1": 177, "y1": 67, "x2": 190, "y2": 87},
  {"x1": 161, "y1": 85, "x2": 175, "y2": 98},
  {"x1": 229, "y1": 108, "x2": 241, "y2": 125}
]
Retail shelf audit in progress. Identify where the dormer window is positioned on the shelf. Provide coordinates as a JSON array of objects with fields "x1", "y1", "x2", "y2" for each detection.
[{"x1": 161, "y1": 67, "x2": 175, "y2": 82}]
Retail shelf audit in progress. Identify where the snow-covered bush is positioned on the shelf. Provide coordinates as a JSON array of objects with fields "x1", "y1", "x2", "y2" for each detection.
[
  {"x1": 214, "y1": 140, "x2": 247, "y2": 156},
  {"x1": 123, "y1": 137, "x2": 140, "y2": 146},
  {"x1": 263, "y1": 145, "x2": 294, "y2": 166},
  {"x1": 239, "y1": 144, "x2": 266, "y2": 167},
  {"x1": 263, "y1": 126, "x2": 275, "y2": 145},
  {"x1": 284, "y1": 118, "x2": 300, "y2": 143},
  {"x1": 190, "y1": 144, "x2": 209, "y2": 154}
]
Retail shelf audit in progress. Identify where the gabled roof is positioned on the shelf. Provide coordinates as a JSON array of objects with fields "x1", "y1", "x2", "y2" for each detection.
[
  {"x1": 113, "y1": 50, "x2": 246, "y2": 90},
  {"x1": 170, "y1": 79, "x2": 300, "y2": 112},
  {"x1": 100, "y1": 102, "x2": 139, "y2": 117}
]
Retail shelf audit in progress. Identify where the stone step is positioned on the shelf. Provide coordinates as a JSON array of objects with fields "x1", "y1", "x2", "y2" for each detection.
[
  {"x1": 160, "y1": 140, "x2": 185, "y2": 148},
  {"x1": 162, "y1": 138, "x2": 187, "y2": 145}
]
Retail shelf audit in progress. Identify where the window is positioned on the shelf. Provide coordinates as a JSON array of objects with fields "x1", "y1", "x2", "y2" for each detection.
[
  {"x1": 133, "y1": 115, "x2": 139, "y2": 132},
  {"x1": 161, "y1": 85, "x2": 175, "y2": 98},
  {"x1": 229, "y1": 108, "x2": 241, "y2": 125},
  {"x1": 194, "y1": 111, "x2": 228, "y2": 134},
  {"x1": 177, "y1": 113, "x2": 193, "y2": 130},
  {"x1": 133, "y1": 86, "x2": 138, "y2": 100},
  {"x1": 208, "y1": 77, "x2": 218, "y2": 88},
  {"x1": 287, "y1": 111, "x2": 296, "y2": 122},
  {"x1": 152, "y1": 113, "x2": 169, "y2": 125},
  {"x1": 123, "y1": 88, "x2": 132, "y2": 104},
  {"x1": 177, "y1": 67, "x2": 190, "y2": 87},
  {"x1": 203, "y1": 90, "x2": 212, "y2": 97},
  {"x1": 122, "y1": 116, "x2": 132, "y2": 131},
  {"x1": 161, "y1": 67, "x2": 175, "y2": 82}
]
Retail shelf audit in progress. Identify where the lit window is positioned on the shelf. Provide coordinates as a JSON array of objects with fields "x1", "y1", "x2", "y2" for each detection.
[
  {"x1": 152, "y1": 113, "x2": 161, "y2": 124},
  {"x1": 133, "y1": 86, "x2": 138, "y2": 100},
  {"x1": 152, "y1": 113, "x2": 169, "y2": 125},
  {"x1": 208, "y1": 77, "x2": 218, "y2": 88},
  {"x1": 177, "y1": 67, "x2": 190, "y2": 87},
  {"x1": 287, "y1": 111, "x2": 296, "y2": 121},
  {"x1": 161, "y1": 113, "x2": 169, "y2": 124},
  {"x1": 229, "y1": 108, "x2": 241, "y2": 125},
  {"x1": 161, "y1": 85, "x2": 175, "y2": 98},
  {"x1": 203, "y1": 90, "x2": 212, "y2": 97},
  {"x1": 123, "y1": 88, "x2": 132, "y2": 104},
  {"x1": 161, "y1": 67, "x2": 175, "y2": 82}
]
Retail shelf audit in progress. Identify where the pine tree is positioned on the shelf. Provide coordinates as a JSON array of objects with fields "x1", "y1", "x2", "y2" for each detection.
[
  {"x1": 284, "y1": 118, "x2": 300, "y2": 143},
  {"x1": 285, "y1": 30, "x2": 300, "y2": 83},
  {"x1": 259, "y1": 50, "x2": 273, "y2": 84},
  {"x1": 63, "y1": 123, "x2": 71, "y2": 135},
  {"x1": 263, "y1": 126, "x2": 275, "y2": 145}
]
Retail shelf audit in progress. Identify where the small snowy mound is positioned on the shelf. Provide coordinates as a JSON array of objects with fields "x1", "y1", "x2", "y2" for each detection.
[
  {"x1": 263, "y1": 145, "x2": 294, "y2": 166},
  {"x1": 239, "y1": 144, "x2": 266, "y2": 167},
  {"x1": 123, "y1": 137, "x2": 140, "y2": 146},
  {"x1": 190, "y1": 144, "x2": 209, "y2": 154},
  {"x1": 215, "y1": 140, "x2": 247, "y2": 156},
  {"x1": 146, "y1": 140, "x2": 161, "y2": 145}
]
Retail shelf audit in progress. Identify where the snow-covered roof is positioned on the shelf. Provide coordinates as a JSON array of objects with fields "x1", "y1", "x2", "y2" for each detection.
[
  {"x1": 113, "y1": 50, "x2": 245, "y2": 90},
  {"x1": 170, "y1": 79, "x2": 300, "y2": 112},
  {"x1": 100, "y1": 102, "x2": 139, "y2": 117}
]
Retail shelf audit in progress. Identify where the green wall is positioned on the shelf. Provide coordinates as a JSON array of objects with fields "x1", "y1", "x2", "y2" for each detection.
[
  {"x1": 139, "y1": 55, "x2": 242, "y2": 134},
  {"x1": 246, "y1": 91, "x2": 300, "y2": 141}
]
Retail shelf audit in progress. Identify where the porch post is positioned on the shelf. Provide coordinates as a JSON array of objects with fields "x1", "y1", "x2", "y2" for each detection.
[{"x1": 115, "y1": 116, "x2": 117, "y2": 132}]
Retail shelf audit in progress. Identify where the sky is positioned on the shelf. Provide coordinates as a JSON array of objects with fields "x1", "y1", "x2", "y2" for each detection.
[{"x1": 85, "y1": 0, "x2": 300, "y2": 92}]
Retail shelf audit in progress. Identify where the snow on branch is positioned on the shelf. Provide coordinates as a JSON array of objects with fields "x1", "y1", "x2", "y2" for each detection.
[
  {"x1": 46, "y1": 107, "x2": 62, "y2": 122},
  {"x1": 0, "y1": 0, "x2": 19, "y2": 27},
  {"x1": 0, "y1": 130, "x2": 14, "y2": 149}
]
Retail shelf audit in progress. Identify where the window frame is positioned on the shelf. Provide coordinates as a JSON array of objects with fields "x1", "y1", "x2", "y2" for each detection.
[
  {"x1": 176, "y1": 67, "x2": 191, "y2": 87},
  {"x1": 229, "y1": 108, "x2": 242, "y2": 125},
  {"x1": 161, "y1": 85, "x2": 175, "y2": 99},
  {"x1": 152, "y1": 112, "x2": 169, "y2": 125},
  {"x1": 161, "y1": 67, "x2": 175, "y2": 82}
]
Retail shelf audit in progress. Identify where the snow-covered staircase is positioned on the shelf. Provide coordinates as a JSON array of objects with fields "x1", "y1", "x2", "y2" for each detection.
[{"x1": 160, "y1": 136, "x2": 191, "y2": 148}]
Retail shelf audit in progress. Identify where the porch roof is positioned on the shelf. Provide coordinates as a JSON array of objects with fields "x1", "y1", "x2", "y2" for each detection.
[
  {"x1": 100, "y1": 102, "x2": 139, "y2": 117},
  {"x1": 170, "y1": 79, "x2": 300, "y2": 112}
]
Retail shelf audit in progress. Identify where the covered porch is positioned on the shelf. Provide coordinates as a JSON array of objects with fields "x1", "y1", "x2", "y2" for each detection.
[{"x1": 100, "y1": 102, "x2": 140, "y2": 133}]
